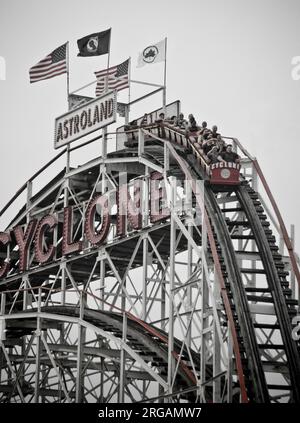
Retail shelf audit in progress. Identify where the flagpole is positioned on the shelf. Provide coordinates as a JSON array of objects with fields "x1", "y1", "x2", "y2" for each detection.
[
  {"x1": 163, "y1": 37, "x2": 167, "y2": 114},
  {"x1": 66, "y1": 41, "x2": 70, "y2": 111},
  {"x1": 66, "y1": 41, "x2": 71, "y2": 173},
  {"x1": 126, "y1": 57, "x2": 131, "y2": 125},
  {"x1": 105, "y1": 27, "x2": 112, "y2": 93},
  {"x1": 102, "y1": 28, "x2": 111, "y2": 162},
  {"x1": 107, "y1": 27, "x2": 112, "y2": 69}
]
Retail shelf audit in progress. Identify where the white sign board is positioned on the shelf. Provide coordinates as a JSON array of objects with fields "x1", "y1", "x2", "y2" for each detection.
[{"x1": 54, "y1": 91, "x2": 116, "y2": 149}]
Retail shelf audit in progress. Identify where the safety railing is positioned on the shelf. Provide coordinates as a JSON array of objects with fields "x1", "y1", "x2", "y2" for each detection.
[
  {"x1": 0, "y1": 122, "x2": 241, "y2": 226},
  {"x1": 1, "y1": 118, "x2": 298, "y2": 293},
  {"x1": 219, "y1": 135, "x2": 300, "y2": 291},
  {"x1": 0, "y1": 133, "x2": 105, "y2": 225},
  {"x1": 132, "y1": 123, "x2": 212, "y2": 176}
]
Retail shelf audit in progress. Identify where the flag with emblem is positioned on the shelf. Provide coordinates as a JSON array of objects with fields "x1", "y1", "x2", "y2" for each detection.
[
  {"x1": 29, "y1": 43, "x2": 68, "y2": 83},
  {"x1": 95, "y1": 59, "x2": 129, "y2": 97},
  {"x1": 77, "y1": 29, "x2": 111, "y2": 57},
  {"x1": 137, "y1": 39, "x2": 166, "y2": 68}
]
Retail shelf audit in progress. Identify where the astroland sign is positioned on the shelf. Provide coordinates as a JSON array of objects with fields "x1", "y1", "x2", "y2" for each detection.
[{"x1": 54, "y1": 91, "x2": 116, "y2": 149}]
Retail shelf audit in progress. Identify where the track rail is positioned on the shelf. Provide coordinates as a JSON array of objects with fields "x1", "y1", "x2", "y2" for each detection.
[
  {"x1": 3, "y1": 305, "x2": 202, "y2": 401},
  {"x1": 204, "y1": 187, "x2": 269, "y2": 402},
  {"x1": 232, "y1": 137, "x2": 300, "y2": 288},
  {"x1": 145, "y1": 123, "x2": 300, "y2": 402},
  {"x1": 143, "y1": 128, "x2": 249, "y2": 402},
  {"x1": 0, "y1": 121, "x2": 299, "y2": 402},
  {"x1": 236, "y1": 183, "x2": 300, "y2": 401}
]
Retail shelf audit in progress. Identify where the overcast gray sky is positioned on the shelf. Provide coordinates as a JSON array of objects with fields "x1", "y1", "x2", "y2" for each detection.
[{"x1": 0, "y1": 0, "x2": 300, "y2": 250}]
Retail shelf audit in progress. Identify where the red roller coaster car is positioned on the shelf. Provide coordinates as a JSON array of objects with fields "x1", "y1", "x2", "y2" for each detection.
[{"x1": 209, "y1": 161, "x2": 241, "y2": 185}]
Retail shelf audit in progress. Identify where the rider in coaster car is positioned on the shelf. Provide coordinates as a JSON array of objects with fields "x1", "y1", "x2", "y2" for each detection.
[
  {"x1": 187, "y1": 114, "x2": 200, "y2": 143},
  {"x1": 140, "y1": 113, "x2": 148, "y2": 126},
  {"x1": 207, "y1": 145, "x2": 226, "y2": 164},
  {"x1": 216, "y1": 137, "x2": 227, "y2": 154},
  {"x1": 198, "y1": 121, "x2": 208, "y2": 135},
  {"x1": 174, "y1": 113, "x2": 188, "y2": 130},
  {"x1": 165, "y1": 115, "x2": 177, "y2": 125},
  {"x1": 155, "y1": 112, "x2": 165, "y2": 123},
  {"x1": 221, "y1": 144, "x2": 240, "y2": 163},
  {"x1": 187, "y1": 114, "x2": 199, "y2": 132},
  {"x1": 211, "y1": 125, "x2": 220, "y2": 139},
  {"x1": 202, "y1": 138, "x2": 215, "y2": 162}
]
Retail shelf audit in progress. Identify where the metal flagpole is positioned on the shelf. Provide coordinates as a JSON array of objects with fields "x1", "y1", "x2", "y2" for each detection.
[
  {"x1": 66, "y1": 41, "x2": 71, "y2": 172},
  {"x1": 126, "y1": 57, "x2": 132, "y2": 125},
  {"x1": 163, "y1": 37, "x2": 167, "y2": 114},
  {"x1": 105, "y1": 27, "x2": 112, "y2": 93},
  {"x1": 66, "y1": 41, "x2": 70, "y2": 112},
  {"x1": 102, "y1": 28, "x2": 112, "y2": 160},
  {"x1": 107, "y1": 27, "x2": 112, "y2": 69},
  {"x1": 62, "y1": 41, "x2": 71, "y2": 311}
]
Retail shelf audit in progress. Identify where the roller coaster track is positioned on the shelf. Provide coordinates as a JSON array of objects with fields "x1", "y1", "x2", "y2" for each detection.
[
  {"x1": 0, "y1": 122, "x2": 299, "y2": 403},
  {"x1": 235, "y1": 184, "x2": 300, "y2": 397},
  {"x1": 2, "y1": 305, "x2": 203, "y2": 402},
  {"x1": 146, "y1": 124, "x2": 300, "y2": 402}
]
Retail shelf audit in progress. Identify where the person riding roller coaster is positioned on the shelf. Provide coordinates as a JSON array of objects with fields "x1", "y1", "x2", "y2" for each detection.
[
  {"x1": 187, "y1": 114, "x2": 199, "y2": 132},
  {"x1": 207, "y1": 145, "x2": 223, "y2": 164},
  {"x1": 221, "y1": 144, "x2": 240, "y2": 163},
  {"x1": 175, "y1": 113, "x2": 188, "y2": 129},
  {"x1": 155, "y1": 112, "x2": 165, "y2": 123},
  {"x1": 140, "y1": 113, "x2": 148, "y2": 126}
]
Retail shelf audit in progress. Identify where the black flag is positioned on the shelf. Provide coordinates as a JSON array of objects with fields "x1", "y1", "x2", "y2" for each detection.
[{"x1": 77, "y1": 29, "x2": 111, "y2": 57}]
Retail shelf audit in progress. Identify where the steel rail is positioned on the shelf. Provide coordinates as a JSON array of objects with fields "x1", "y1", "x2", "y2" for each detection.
[
  {"x1": 0, "y1": 284, "x2": 199, "y2": 390},
  {"x1": 88, "y1": 290, "x2": 200, "y2": 386},
  {"x1": 203, "y1": 187, "x2": 269, "y2": 402},
  {"x1": 142, "y1": 128, "x2": 249, "y2": 403},
  {"x1": 161, "y1": 122, "x2": 299, "y2": 401},
  {"x1": 151, "y1": 123, "x2": 300, "y2": 402},
  {"x1": 81, "y1": 290, "x2": 199, "y2": 386},
  {"x1": 229, "y1": 137, "x2": 300, "y2": 290},
  {"x1": 237, "y1": 185, "x2": 300, "y2": 402},
  {"x1": 0, "y1": 133, "x2": 103, "y2": 219},
  {"x1": 3, "y1": 306, "x2": 201, "y2": 399},
  {"x1": 1, "y1": 119, "x2": 298, "y2": 403},
  {"x1": 252, "y1": 160, "x2": 300, "y2": 288}
]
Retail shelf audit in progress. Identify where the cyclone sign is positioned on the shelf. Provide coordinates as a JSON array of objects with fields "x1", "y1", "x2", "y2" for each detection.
[{"x1": 0, "y1": 172, "x2": 170, "y2": 277}]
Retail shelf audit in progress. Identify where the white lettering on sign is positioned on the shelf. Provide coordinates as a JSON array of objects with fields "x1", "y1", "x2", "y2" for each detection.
[{"x1": 54, "y1": 91, "x2": 116, "y2": 149}]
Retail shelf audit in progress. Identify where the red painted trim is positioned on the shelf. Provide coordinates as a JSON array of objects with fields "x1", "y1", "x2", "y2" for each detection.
[
  {"x1": 169, "y1": 145, "x2": 249, "y2": 403},
  {"x1": 78, "y1": 289, "x2": 198, "y2": 386},
  {"x1": 143, "y1": 127, "x2": 249, "y2": 402},
  {"x1": 253, "y1": 160, "x2": 300, "y2": 288},
  {"x1": 221, "y1": 137, "x2": 300, "y2": 288}
]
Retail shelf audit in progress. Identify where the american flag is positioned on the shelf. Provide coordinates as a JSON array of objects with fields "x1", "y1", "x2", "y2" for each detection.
[
  {"x1": 29, "y1": 43, "x2": 67, "y2": 83},
  {"x1": 95, "y1": 59, "x2": 129, "y2": 97}
]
